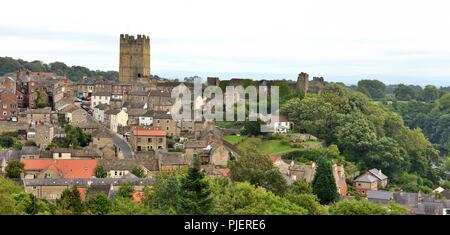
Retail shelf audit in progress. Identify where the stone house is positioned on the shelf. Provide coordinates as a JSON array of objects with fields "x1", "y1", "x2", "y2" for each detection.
[
  {"x1": 93, "y1": 103, "x2": 109, "y2": 123},
  {"x1": 34, "y1": 124, "x2": 55, "y2": 149},
  {"x1": 23, "y1": 177, "x2": 153, "y2": 200},
  {"x1": 153, "y1": 111, "x2": 178, "y2": 137},
  {"x1": 22, "y1": 159, "x2": 97, "y2": 179},
  {"x1": 148, "y1": 89, "x2": 173, "y2": 112},
  {"x1": 18, "y1": 107, "x2": 52, "y2": 125},
  {"x1": 91, "y1": 128, "x2": 115, "y2": 158},
  {"x1": 353, "y1": 168, "x2": 388, "y2": 195},
  {"x1": 127, "y1": 108, "x2": 147, "y2": 125},
  {"x1": 20, "y1": 146, "x2": 41, "y2": 160},
  {"x1": 97, "y1": 157, "x2": 159, "y2": 178},
  {"x1": 104, "y1": 109, "x2": 128, "y2": 133},
  {"x1": 138, "y1": 110, "x2": 153, "y2": 126},
  {"x1": 91, "y1": 91, "x2": 111, "y2": 107},
  {"x1": 156, "y1": 149, "x2": 189, "y2": 172},
  {"x1": 131, "y1": 126, "x2": 167, "y2": 152},
  {"x1": 63, "y1": 105, "x2": 88, "y2": 125},
  {"x1": 0, "y1": 89, "x2": 17, "y2": 120}
]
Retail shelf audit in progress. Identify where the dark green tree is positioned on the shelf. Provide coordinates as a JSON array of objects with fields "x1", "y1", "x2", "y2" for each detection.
[
  {"x1": 178, "y1": 157, "x2": 213, "y2": 215},
  {"x1": 288, "y1": 179, "x2": 313, "y2": 194},
  {"x1": 357, "y1": 79, "x2": 386, "y2": 100},
  {"x1": 131, "y1": 166, "x2": 147, "y2": 178},
  {"x1": 5, "y1": 160, "x2": 24, "y2": 179},
  {"x1": 116, "y1": 182, "x2": 134, "y2": 198},
  {"x1": 95, "y1": 165, "x2": 107, "y2": 178},
  {"x1": 85, "y1": 193, "x2": 111, "y2": 215},
  {"x1": 56, "y1": 186, "x2": 83, "y2": 214},
  {"x1": 312, "y1": 157, "x2": 338, "y2": 204}
]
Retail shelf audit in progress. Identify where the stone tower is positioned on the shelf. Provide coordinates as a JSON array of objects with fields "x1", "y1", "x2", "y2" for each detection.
[
  {"x1": 119, "y1": 34, "x2": 150, "y2": 82},
  {"x1": 296, "y1": 72, "x2": 309, "y2": 94}
]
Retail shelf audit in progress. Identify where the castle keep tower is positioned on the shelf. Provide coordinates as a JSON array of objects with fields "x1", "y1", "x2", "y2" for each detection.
[
  {"x1": 296, "y1": 72, "x2": 309, "y2": 94},
  {"x1": 119, "y1": 34, "x2": 150, "y2": 82}
]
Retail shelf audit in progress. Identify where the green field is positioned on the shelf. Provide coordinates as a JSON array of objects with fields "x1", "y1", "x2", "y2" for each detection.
[
  {"x1": 258, "y1": 140, "x2": 301, "y2": 155},
  {"x1": 224, "y1": 135, "x2": 247, "y2": 145}
]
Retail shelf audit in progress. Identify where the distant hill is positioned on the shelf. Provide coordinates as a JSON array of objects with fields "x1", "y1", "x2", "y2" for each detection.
[{"x1": 0, "y1": 56, "x2": 118, "y2": 81}]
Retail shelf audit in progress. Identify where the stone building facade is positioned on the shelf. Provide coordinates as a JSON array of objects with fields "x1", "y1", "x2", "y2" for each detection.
[{"x1": 119, "y1": 34, "x2": 151, "y2": 82}]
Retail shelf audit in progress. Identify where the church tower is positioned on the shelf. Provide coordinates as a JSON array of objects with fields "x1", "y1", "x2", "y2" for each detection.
[{"x1": 119, "y1": 34, "x2": 150, "y2": 82}]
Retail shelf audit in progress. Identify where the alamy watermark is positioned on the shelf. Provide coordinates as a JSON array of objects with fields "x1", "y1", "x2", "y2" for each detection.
[{"x1": 171, "y1": 80, "x2": 280, "y2": 132}]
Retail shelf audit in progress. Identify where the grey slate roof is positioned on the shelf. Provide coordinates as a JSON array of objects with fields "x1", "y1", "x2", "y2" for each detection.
[
  {"x1": 92, "y1": 91, "x2": 111, "y2": 96},
  {"x1": 94, "y1": 103, "x2": 109, "y2": 111},
  {"x1": 98, "y1": 158, "x2": 159, "y2": 171},
  {"x1": 354, "y1": 174, "x2": 379, "y2": 183},
  {"x1": 369, "y1": 168, "x2": 388, "y2": 180},
  {"x1": 368, "y1": 190, "x2": 394, "y2": 201},
  {"x1": 23, "y1": 178, "x2": 154, "y2": 187},
  {"x1": 21, "y1": 146, "x2": 40, "y2": 155}
]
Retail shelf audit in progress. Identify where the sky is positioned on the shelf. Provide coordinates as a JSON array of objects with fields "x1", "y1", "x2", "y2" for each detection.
[{"x1": 1, "y1": 0, "x2": 450, "y2": 86}]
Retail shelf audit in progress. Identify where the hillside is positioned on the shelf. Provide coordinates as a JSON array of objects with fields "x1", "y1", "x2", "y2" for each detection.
[{"x1": 0, "y1": 56, "x2": 118, "y2": 81}]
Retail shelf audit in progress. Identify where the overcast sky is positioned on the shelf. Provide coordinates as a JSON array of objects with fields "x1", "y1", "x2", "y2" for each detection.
[{"x1": 1, "y1": 0, "x2": 450, "y2": 86}]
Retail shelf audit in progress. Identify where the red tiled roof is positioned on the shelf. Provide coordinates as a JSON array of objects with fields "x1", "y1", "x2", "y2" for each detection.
[
  {"x1": 132, "y1": 129, "x2": 166, "y2": 137},
  {"x1": 22, "y1": 159, "x2": 97, "y2": 178},
  {"x1": 78, "y1": 187, "x2": 88, "y2": 201},
  {"x1": 270, "y1": 155, "x2": 281, "y2": 163},
  {"x1": 216, "y1": 168, "x2": 230, "y2": 177},
  {"x1": 132, "y1": 191, "x2": 145, "y2": 203}
]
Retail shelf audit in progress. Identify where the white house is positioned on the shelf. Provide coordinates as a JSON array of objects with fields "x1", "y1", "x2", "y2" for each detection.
[
  {"x1": 93, "y1": 103, "x2": 109, "y2": 123},
  {"x1": 138, "y1": 110, "x2": 153, "y2": 126},
  {"x1": 91, "y1": 91, "x2": 111, "y2": 107},
  {"x1": 105, "y1": 109, "x2": 128, "y2": 133},
  {"x1": 273, "y1": 115, "x2": 292, "y2": 133}
]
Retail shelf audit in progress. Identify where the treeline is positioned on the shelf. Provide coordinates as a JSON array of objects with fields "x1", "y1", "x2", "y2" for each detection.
[
  {"x1": 354, "y1": 79, "x2": 449, "y2": 102},
  {"x1": 352, "y1": 79, "x2": 449, "y2": 155},
  {"x1": 282, "y1": 83, "x2": 449, "y2": 192},
  {"x1": 0, "y1": 57, "x2": 118, "y2": 81}
]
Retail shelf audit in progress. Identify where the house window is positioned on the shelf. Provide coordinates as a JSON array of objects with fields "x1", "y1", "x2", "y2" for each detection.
[
  {"x1": 166, "y1": 127, "x2": 169, "y2": 131},
  {"x1": 137, "y1": 137, "x2": 141, "y2": 143},
  {"x1": 157, "y1": 120, "x2": 160, "y2": 124},
  {"x1": 148, "y1": 138, "x2": 152, "y2": 143},
  {"x1": 166, "y1": 120, "x2": 169, "y2": 123}
]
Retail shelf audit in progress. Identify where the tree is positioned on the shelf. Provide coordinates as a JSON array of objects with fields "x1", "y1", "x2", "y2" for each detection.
[
  {"x1": 229, "y1": 138, "x2": 288, "y2": 195},
  {"x1": 5, "y1": 160, "x2": 24, "y2": 178},
  {"x1": 116, "y1": 182, "x2": 134, "y2": 198},
  {"x1": 178, "y1": 157, "x2": 213, "y2": 215},
  {"x1": 394, "y1": 84, "x2": 419, "y2": 101},
  {"x1": 131, "y1": 166, "x2": 147, "y2": 178},
  {"x1": 420, "y1": 85, "x2": 443, "y2": 102},
  {"x1": 0, "y1": 176, "x2": 29, "y2": 214},
  {"x1": 211, "y1": 181, "x2": 307, "y2": 215},
  {"x1": 329, "y1": 199, "x2": 408, "y2": 215},
  {"x1": 85, "y1": 193, "x2": 111, "y2": 215},
  {"x1": 312, "y1": 157, "x2": 338, "y2": 204},
  {"x1": 433, "y1": 93, "x2": 450, "y2": 113},
  {"x1": 109, "y1": 197, "x2": 155, "y2": 215},
  {"x1": 288, "y1": 180, "x2": 313, "y2": 195},
  {"x1": 240, "y1": 119, "x2": 265, "y2": 136},
  {"x1": 357, "y1": 79, "x2": 386, "y2": 100},
  {"x1": 95, "y1": 165, "x2": 107, "y2": 178},
  {"x1": 144, "y1": 173, "x2": 182, "y2": 214},
  {"x1": 284, "y1": 193, "x2": 327, "y2": 215},
  {"x1": 56, "y1": 186, "x2": 83, "y2": 214}
]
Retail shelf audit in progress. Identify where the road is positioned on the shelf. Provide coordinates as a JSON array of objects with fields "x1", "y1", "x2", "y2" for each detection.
[{"x1": 111, "y1": 132, "x2": 133, "y2": 159}]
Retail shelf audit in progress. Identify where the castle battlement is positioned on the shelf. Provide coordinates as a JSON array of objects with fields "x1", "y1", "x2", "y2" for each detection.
[{"x1": 119, "y1": 34, "x2": 151, "y2": 82}]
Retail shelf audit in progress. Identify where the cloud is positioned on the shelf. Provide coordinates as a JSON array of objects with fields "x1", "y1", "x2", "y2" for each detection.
[{"x1": 0, "y1": 0, "x2": 449, "y2": 86}]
